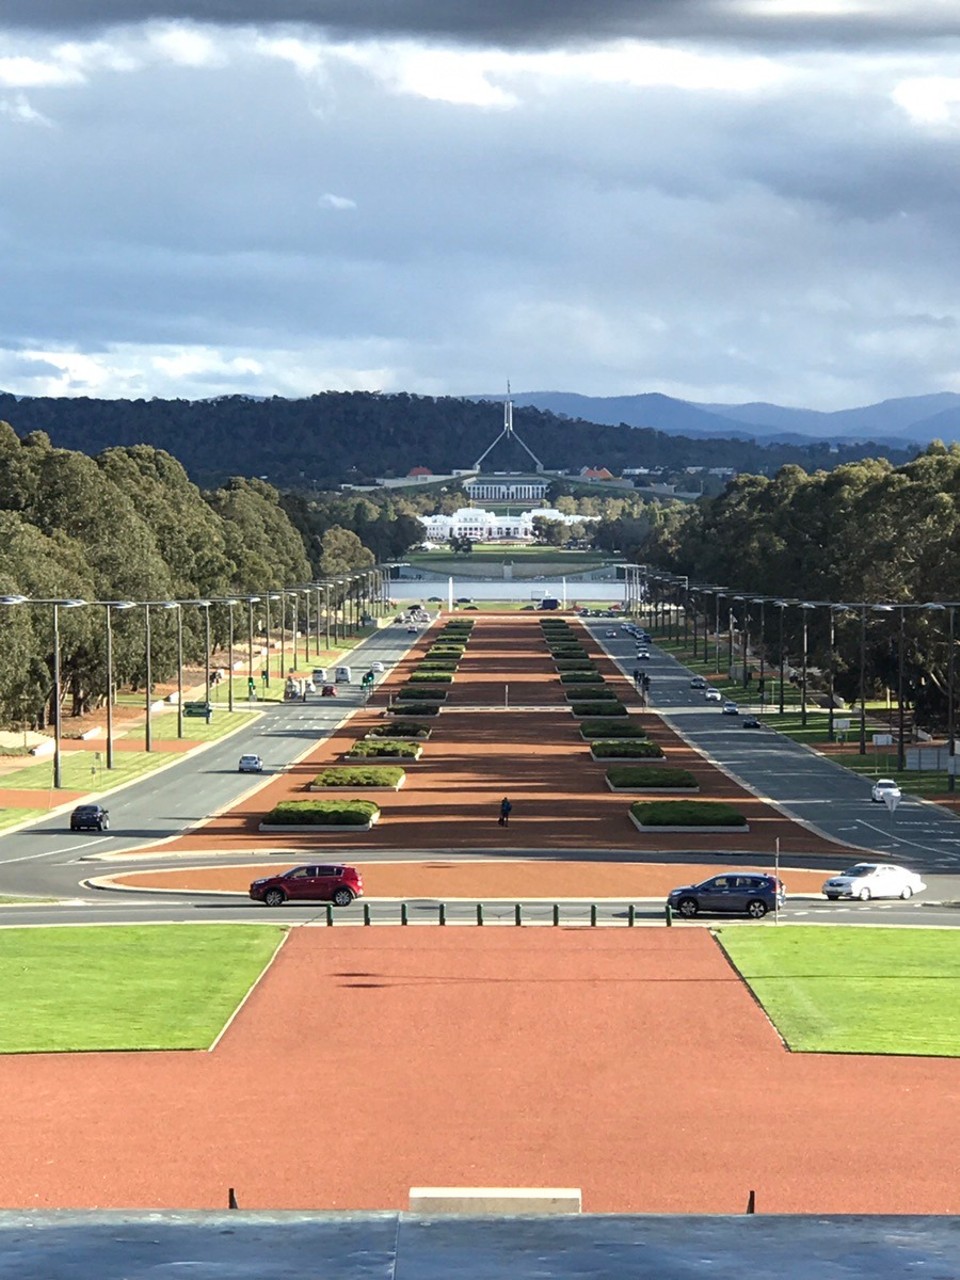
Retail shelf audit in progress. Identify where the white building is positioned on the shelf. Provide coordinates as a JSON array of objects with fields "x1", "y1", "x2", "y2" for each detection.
[
  {"x1": 419, "y1": 507, "x2": 596, "y2": 544},
  {"x1": 465, "y1": 475, "x2": 548, "y2": 503}
]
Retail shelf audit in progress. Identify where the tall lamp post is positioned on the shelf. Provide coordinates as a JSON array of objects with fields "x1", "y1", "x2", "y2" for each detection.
[
  {"x1": 734, "y1": 596, "x2": 749, "y2": 686},
  {"x1": 714, "y1": 591, "x2": 725, "y2": 674},
  {"x1": 800, "y1": 601, "x2": 816, "y2": 728},
  {"x1": 776, "y1": 599, "x2": 787, "y2": 715},
  {"x1": 752, "y1": 598, "x2": 766, "y2": 709},
  {"x1": 143, "y1": 601, "x2": 177, "y2": 753},
  {"x1": 102, "y1": 600, "x2": 136, "y2": 767},
  {"x1": 926, "y1": 601, "x2": 957, "y2": 792},
  {"x1": 873, "y1": 604, "x2": 908, "y2": 772}
]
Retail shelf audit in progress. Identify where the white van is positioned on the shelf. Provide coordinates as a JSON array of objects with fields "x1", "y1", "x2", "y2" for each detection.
[
  {"x1": 335, "y1": 665, "x2": 352, "y2": 684},
  {"x1": 312, "y1": 667, "x2": 327, "y2": 684}
]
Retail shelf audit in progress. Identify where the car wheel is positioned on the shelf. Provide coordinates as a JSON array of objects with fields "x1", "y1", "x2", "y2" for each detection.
[
  {"x1": 263, "y1": 889, "x2": 286, "y2": 907},
  {"x1": 900, "y1": 885, "x2": 913, "y2": 900},
  {"x1": 676, "y1": 897, "x2": 698, "y2": 918},
  {"x1": 332, "y1": 888, "x2": 354, "y2": 907},
  {"x1": 858, "y1": 887, "x2": 871, "y2": 901},
  {"x1": 825, "y1": 894, "x2": 839, "y2": 901},
  {"x1": 746, "y1": 899, "x2": 768, "y2": 919},
  {"x1": 99, "y1": 820, "x2": 109, "y2": 831},
  {"x1": 70, "y1": 824, "x2": 78, "y2": 831}
]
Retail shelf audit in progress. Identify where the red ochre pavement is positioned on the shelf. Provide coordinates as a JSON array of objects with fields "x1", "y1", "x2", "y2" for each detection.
[{"x1": 2, "y1": 928, "x2": 959, "y2": 1214}]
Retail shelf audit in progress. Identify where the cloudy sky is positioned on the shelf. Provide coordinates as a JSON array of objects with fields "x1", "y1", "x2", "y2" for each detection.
[{"x1": 2, "y1": 1, "x2": 960, "y2": 409}]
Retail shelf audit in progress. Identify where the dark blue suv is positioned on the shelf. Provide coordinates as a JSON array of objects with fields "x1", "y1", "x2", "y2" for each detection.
[{"x1": 667, "y1": 873, "x2": 784, "y2": 919}]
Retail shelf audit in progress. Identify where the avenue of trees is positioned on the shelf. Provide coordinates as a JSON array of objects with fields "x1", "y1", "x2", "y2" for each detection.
[{"x1": 639, "y1": 443, "x2": 960, "y2": 728}]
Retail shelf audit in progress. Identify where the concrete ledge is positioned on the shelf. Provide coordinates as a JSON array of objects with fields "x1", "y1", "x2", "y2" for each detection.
[
  {"x1": 628, "y1": 811, "x2": 749, "y2": 835},
  {"x1": 589, "y1": 750, "x2": 664, "y2": 762},
  {"x1": 79, "y1": 726, "x2": 105, "y2": 740},
  {"x1": 308, "y1": 775, "x2": 405, "y2": 792},
  {"x1": 344, "y1": 750, "x2": 423, "y2": 763},
  {"x1": 29, "y1": 739, "x2": 55, "y2": 757},
  {"x1": 606, "y1": 779, "x2": 699, "y2": 793},
  {"x1": 408, "y1": 1187, "x2": 582, "y2": 1216},
  {"x1": 258, "y1": 813, "x2": 380, "y2": 833}
]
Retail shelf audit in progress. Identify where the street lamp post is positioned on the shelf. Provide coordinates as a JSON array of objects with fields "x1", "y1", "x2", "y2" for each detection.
[
  {"x1": 175, "y1": 604, "x2": 184, "y2": 738},
  {"x1": 734, "y1": 596, "x2": 749, "y2": 687},
  {"x1": 714, "y1": 591, "x2": 724, "y2": 674},
  {"x1": 800, "y1": 602, "x2": 816, "y2": 728},
  {"x1": 103, "y1": 601, "x2": 135, "y2": 767},
  {"x1": 777, "y1": 599, "x2": 787, "y2": 714},
  {"x1": 143, "y1": 601, "x2": 177, "y2": 753},
  {"x1": 753, "y1": 598, "x2": 766, "y2": 709}
]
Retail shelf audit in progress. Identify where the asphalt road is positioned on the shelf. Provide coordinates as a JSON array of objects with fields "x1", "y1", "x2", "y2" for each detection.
[{"x1": 590, "y1": 621, "x2": 960, "y2": 883}]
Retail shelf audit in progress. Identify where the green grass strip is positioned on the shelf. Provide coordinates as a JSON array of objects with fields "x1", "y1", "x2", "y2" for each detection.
[
  {"x1": 0, "y1": 925, "x2": 284, "y2": 1052},
  {"x1": 717, "y1": 926, "x2": 960, "y2": 1056}
]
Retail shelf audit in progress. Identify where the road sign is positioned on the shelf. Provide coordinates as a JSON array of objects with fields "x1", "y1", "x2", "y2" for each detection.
[
  {"x1": 834, "y1": 719, "x2": 851, "y2": 733},
  {"x1": 882, "y1": 790, "x2": 901, "y2": 813},
  {"x1": 872, "y1": 733, "x2": 893, "y2": 746}
]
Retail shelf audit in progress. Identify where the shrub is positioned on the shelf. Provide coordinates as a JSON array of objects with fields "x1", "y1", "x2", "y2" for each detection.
[
  {"x1": 570, "y1": 702, "x2": 628, "y2": 717},
  {"x1": 397, "y1": 687, "x2": 448, "y2": 701},
  {"x1": 312, "y1": 765, "x2": 405, "y2": 787},
  {"x1": 368, "y1": 721, "x2": 430, "y2": 739},
  {"x1": 388, "y1": 703, "x2": 440, "y2": 716},
  {"x1": 408, "y1": 671, "x2": 454, "y2": 683},
  {"x1": 580, "y1": 720, "x2": 646, "y2": 738},
  {"x1": 555, "y1": 661, "x2": 598, "y2": 672},
  {"x1": 559, "y1": 672, "x2": 602, "y2": 684},
  {"x1": 564, "y1": 686, "x2": 618, "y2": 701},
  {"x1": 630, "y1": 800, "x2": 747, "y2": 827},
  {"x1": 417, "y1": 660, "x2": 459, "y2": 671},
  {"x1": 347, "y1": 739, "x2": 421, "y2": 759},
  {"x1": 607, "y1": 765, "x2": 695, "y2": 788},
  {"x1": 263, "y1": 800, "x2": 379, "y2": 826},
  {"x1": 429, "y1": 645, "x2": 465, "y2": 655},
  {"x1": 549, "y1": 647, "x2": 588, "y2": 659},
  {"x1": 590, "y1": 740, "x2": 662, "y2": 758}
]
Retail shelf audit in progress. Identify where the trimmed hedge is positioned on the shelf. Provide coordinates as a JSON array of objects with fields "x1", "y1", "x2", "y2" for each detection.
[
  {"x1": 579, "y1": 720, "x2": 647, "y2": 738},
  {"x1": 312, "y1": 766, "x2": 405, "y2": 787},
  {"x1": 590, "y1": 740, "x2": 662, "y2": 758},
  {"x1": 607, "y1": 765, "x2": 695, "y2": 788},
  {"x1": 559, "y1": 672, "x2": 602, "y2": 684},
  {"x1": 263, "y1": 799, "x2": 379, "y2": 826},
  {"x1": 397, "y1": 687, "x2": 448, "y2": 700},
  {"x1": 408, "y1": 671, "x2": 454, "y2": 683},
  {"x1": 417, "y1": 660, "x2": 460, "y2": 671},
  {"x1": 388, "y1": 703, "x2": 440, "y2": 716},
  {"x1": 368, "y1": 721, "x2": 431, "y2": 739},
  {"x1": 570, "y1": 702, "x2": 629, "y2": 717},
  {"x1": 564, "y1": 686, "x2": 618, "y2": 701},
  {"x1": 347, "y1": 739, "x2": 422, "y2": 759},
  {"x1": 630, "y1": 800, "x2": 747, "y2": 827},
  {"x1": 555, "y1": 661, "x2": 598, "y2": 672}
]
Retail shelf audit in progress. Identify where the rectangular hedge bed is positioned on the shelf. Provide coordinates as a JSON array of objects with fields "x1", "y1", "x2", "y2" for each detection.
[
  {"x1": 570, "y1": 702, "x2": 629, "y2": 717},
  {"x1": 397, "y1": 688, "x2": 448, "y2": 701},
  {"x1": 346, "y1": 739, "x2": 423, "y2": 761},
  {"x1": 387, "y1": 703, "x2": 440, "y2": 716},
  {"x1": 629, "y1": 800, "x2": 748, "y2": 833},
  {"x1": 564, "y1": 686, "x2": 619, "y2": 701},
  {"x1": 580, "y1": 721, "x2": 647, "y2": 738},
  {"x1": 309, "y1": 765, "x2": 405, "y2": 790},
  {"x1": 589, "y1": 740, "x2": 663, "y2": 759},
  {"x1": 559, "y1": 672, "x2": 602, "y2": 684},
  {"x1": 408, "y1": 672, "x2": 454, "y2": 683},
  {"x1": 368, "y1": 721, "x2": 431, "y2": 739},
  {"x1": 607, "y1": 765, "x2": 697, "y2": 792},
  {"x1": 260, "y1": 799, "x2": 380, "y2": 831}
]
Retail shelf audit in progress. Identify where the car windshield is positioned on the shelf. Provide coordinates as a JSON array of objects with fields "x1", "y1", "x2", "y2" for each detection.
[
  {"x1": 843, "y1": 865, "x2": 876, "y2": 878},
  {"x1": 876, "y1": 781, "x2": 897, "y2": 789}
]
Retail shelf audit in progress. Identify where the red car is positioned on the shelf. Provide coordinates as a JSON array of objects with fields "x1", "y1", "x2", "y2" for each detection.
[{"x1": 249, "y1": 864, "x2": 363, "y2": 908}]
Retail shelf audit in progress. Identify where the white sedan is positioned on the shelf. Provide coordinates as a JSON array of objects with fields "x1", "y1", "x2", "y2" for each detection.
[
  {"x1": 238, "y1": 754, "x2": 264, "y2": 773},
  {"x1": 822, "y1": 863, "x2": 926, "y2": 902},
  {"x1": 370, "y1": 661, "x2": 385, "y2": 673},
  {"x1": 871, "y1": 778, "x2": 902, "y2": 804},
  {"x1": 704, "y1": 688, "x2": 722, "y2": 703}
]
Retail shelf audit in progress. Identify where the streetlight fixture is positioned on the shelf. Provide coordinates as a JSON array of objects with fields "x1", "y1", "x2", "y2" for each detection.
[
  {"x1": 101, "y1": 600, "x2": 136, "y2": 768},
  {"x1": 752, "y1": 598, "x2": 766, "y2": 709},
  {"x1": 799, "y1": 602, "x2": 816, "y2": 728},
  {"x1": 142, "y1": 601, "x2": 178, "y2": 753}
]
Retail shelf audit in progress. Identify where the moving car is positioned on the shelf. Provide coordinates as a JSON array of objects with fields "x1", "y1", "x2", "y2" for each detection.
[
  {"x1": 636, "y1": 649, "x2": 651, "y2": 660},
  {"x1": 667, "y1": 873, "x2": 784, "y2": 919},
  {"x1": 690, "y1": 676, "x2": 707, "y2": 689},
  {"x1": 822, "y1": 862, "x2": 926, "y2": 901},
  {"x1": 721, "y1": 701, "x2": 739, "y2": 715},
  {"x1": 741, "y1": 716, "x2": 762, "y2": 729},
  {"x1": 70, "y1": 803, "x2": 109, "y2": 832},
  {"x1": 871, "y1": 778, "x2": 902, "y2": 804},
  {"x1": 605, "y1": 629, "x2": 617, "y2": 637},
  {"x1": 238, "y1": 753, "x2": 263, "y2": 773},
  {"x1": 311, "y1": 667, "x2": 327, "y2": 683},
  {"x1": 704, "y1": 687, "x2": 722, "y2": 702},
  {"x1": 335, "y1": 665, "x2": 352, "y2": 683},
  {"x1": 370, "y1": 661, "x2": 385, "y2": 673},
  {"x1": 250, "y1": 864, "x2": 363, "y2": 908}
]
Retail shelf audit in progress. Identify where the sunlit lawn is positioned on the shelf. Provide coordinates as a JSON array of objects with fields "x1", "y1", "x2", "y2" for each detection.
[
  {"x1": 0, "y1": 808, "x2": 47, "y2": 829},
  {"x1": 718, "y1": 926, "x2": 960, "y2": 1056},
  {"x1": 0, "y1": 925, "x2": 285, "y2": 1052}
]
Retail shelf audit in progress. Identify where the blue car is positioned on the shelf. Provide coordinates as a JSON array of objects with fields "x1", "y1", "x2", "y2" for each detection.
[{"x1": 668, "y1": 873, "x2": 784, "y2": 919}]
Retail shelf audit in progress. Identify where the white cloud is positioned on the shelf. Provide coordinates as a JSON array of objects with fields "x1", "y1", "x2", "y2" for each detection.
[
  {"x1": 318, "y1": 193, "x2": 356, "y2": 210},
  {"x1": 0, "y1": 54, "x2": 82, "y2": 87},
  {"x1": 892, "y1": 76, "x2": 960, "y2": 125}
]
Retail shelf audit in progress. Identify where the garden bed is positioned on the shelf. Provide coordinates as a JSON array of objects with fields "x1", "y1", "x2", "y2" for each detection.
[
  {"x1": 367, "y1": 721, "x2": 431, "y2": 739},
  {"x1": 579, "y1": 721, "x2": 647, "y2": 739},
  {"x1": 309, "y1": 766, "x2": 406, "y2": 791},
  {"x1": 589, "y1": 740, "x2": 663, "y2": 760},
  {"x1": 629, "y1": 800, "x2": 748, "y2": 833},
  {"x1": 570, "y1": 702, "x2": 628, "y2": 718},
  {"x1": 606, "y1": 766, "x2": 698, "y2": 793},
  {"x1": 346, "y1": 739, "x2": 423, "y2": 761},
  {"x1": 260, "y1": 799, "x2": 381, "y2": 831}
]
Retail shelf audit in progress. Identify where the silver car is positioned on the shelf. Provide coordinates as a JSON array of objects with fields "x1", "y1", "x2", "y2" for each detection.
[
  {"x1": 238, "y1": 753, "x2": 264, "y2": 773},
  {"x1": 822, "y1": 862, "x2": 926, "y2": 901}
]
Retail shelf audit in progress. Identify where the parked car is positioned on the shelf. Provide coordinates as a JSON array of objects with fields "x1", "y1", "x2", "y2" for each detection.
[
  {"x1": 822, "y1": 862, "x2": 926, "y2": 901},
  {"x1": 690, "y1": 676, "x2": 707, "y2": 689},
  {"x1": 70, "y1": 803, "x2": 109, "y2": 832},
  {"x1": 704, "y1": 688, "x2": 722, "y2": 702},
  {"x1": 721, "y1": 701, "x2": 739, "y2": 715},
  {"x1": 250, "y1": 864, "x2": 363, "y2": 907},
  {"x1": 667, "y1": 873, "x2": 784, "y2": 919},
  {"x1": 741, "y1": 716, "x2": 762, "y2": 729},
  {"x1": 238, "y1": 753, "x2": 263, "y2": 773},
  {"x1": 871, "y1": 778, "x2": 902, "y2": 804}
]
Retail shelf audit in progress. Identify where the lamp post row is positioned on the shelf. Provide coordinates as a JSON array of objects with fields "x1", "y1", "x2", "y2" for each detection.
[{"x1": 0, "y1": 568, "x2": 389, "y2": 788}]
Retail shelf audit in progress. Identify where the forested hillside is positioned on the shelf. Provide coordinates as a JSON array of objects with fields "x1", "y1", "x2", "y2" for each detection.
[{"x1": 0, "y1": 392, "x2": 914, "y2": 488}]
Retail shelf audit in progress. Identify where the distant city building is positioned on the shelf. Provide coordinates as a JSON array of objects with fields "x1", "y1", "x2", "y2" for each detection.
[
  {"x1": 579, "y1": 466, "x2": 615, "y2": 481},
  {"x1": 465, "y1": 475, "x2": 548, "y2": 502},
  {"x1": 407, "y1": 466, "x2": 434, "y2": 477},
  {"x1": 419, "y1": 506, "x2": 596, "y2": 544}
]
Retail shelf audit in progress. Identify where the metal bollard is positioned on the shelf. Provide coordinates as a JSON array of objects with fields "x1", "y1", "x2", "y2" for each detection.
[
  {"x1": 363, "y1": 902, "x2": 371, "y2": 926},
  {"x1": 628, "y1": 903, "x2": 635, "y2": 927},
  {"x1": 514, "y1": 902, "x2": 522, "y2": 926},
  {"x1": 665, "y1": 903, "x2": 673, "y2": 927},
  {"x1": 476, "y1": 902, "x2": 484, "y2": 926},
  {"x1": 552, "y1": 902, "x2": 560, "y2": 927},
  {"x1": 590, "y1": 903, "x2": 598, "y2": 927},
  {"x1": 400, "y1": 901, "x2": 408, "y2": 926},
  {"x1": 439, "y1": 902, "x2": 446, "y2": 926},
  {"x1": 325, "y1": 903, "x2": 334, "y2": 926}
]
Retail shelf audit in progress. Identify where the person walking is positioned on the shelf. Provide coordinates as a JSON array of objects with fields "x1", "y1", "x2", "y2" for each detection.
[{"x1": 499, "y1": 797, "x2": 512, "y2": 827}]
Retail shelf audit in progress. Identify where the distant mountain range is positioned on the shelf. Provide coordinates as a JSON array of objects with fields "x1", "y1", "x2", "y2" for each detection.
[{"x1": 473, "y1": 390, "x2": 960, "y2": 448}]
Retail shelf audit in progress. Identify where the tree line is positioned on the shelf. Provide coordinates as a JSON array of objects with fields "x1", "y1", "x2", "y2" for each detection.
[{"x1": 640, "y1": 443, "x2": 960, "y2": 727}]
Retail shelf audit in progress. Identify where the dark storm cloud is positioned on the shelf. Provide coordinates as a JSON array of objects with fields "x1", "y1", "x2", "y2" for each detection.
[{"x1": 5, "y1": 0, "x2": 960, "y2": 48}]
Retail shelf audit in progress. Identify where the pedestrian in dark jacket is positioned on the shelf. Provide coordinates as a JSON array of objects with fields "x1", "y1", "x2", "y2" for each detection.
[{"x1": 499, "y1": 797, "x2": 512, "y2": 827}]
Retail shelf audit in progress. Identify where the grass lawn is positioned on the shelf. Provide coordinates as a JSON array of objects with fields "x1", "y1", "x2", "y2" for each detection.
[
  {"x1": 0, "y1": 925, "x2": 284, "y2": 1052},
  {"x1": 718, "y1": 925, "x2": 960, "y2": 1056},
  {"x1": 0, "y1": 807, "x2": 47, "y2": 829}
]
